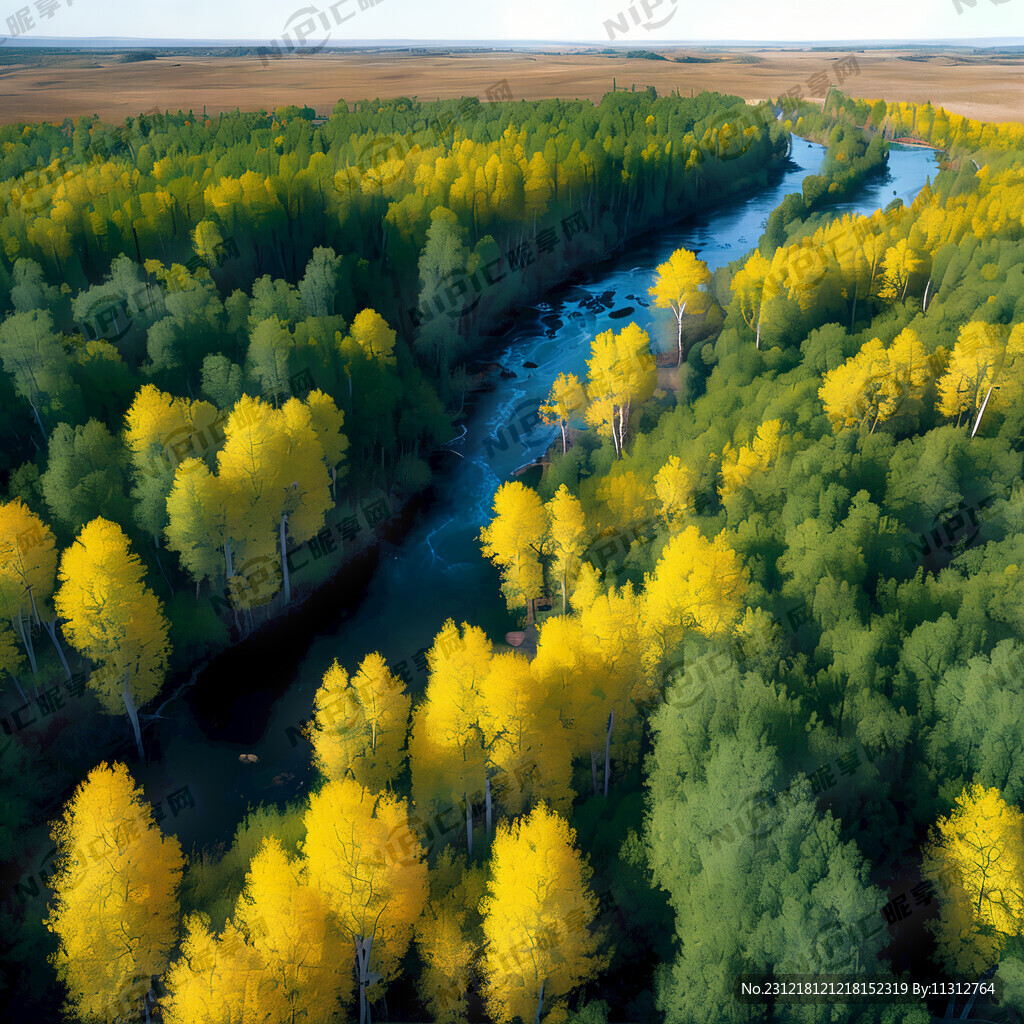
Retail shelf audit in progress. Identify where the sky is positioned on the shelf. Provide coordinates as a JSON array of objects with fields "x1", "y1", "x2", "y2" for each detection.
[{"x1": 3, "y1": 0, "x2": 1021, "y2": 43}]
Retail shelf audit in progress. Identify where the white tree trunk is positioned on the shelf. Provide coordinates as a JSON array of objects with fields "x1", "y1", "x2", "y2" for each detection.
[
  {"x1": 29, "y1": 400, "x2": 47, "y2": 442},
  {"x1": 676, "y1": 300, "x2": 687, "y2": 365},
  {"x1": 15, "y1": 611, "x2": 37, "y2": 675},
  {"x1": 43, "y1": 619, "x2": 72, "y2": 684},
  {"x1": 355, "y1": 935, "x2": 373, "y2": 1024},
  {"x1": 972, "y1": 385, "x2": 995, "y2": 438},
  {"x1": 604, "y1": 709, "x2": 615, "y2": 797},
  {"x1": 122, "y1": 672, "x2": 145, "y2": 760},
  {"x1": 279, "y1": 513, "x2": 291, "y2": 604}
]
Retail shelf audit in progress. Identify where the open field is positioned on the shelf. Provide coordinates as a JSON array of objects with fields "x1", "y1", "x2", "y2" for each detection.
[{"x1": 0, "y1": 46, "x2": 1023, "y2": 125}]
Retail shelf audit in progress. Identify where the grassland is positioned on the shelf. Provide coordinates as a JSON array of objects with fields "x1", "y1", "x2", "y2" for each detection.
[{"x1": 1, "y1": 45, "x2": 1023, "y2": 124}]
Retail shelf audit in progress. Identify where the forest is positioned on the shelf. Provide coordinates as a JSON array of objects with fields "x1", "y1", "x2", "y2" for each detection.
[{"x1": 2, "y1": 81, "x2": 1024, "y2": 1024}]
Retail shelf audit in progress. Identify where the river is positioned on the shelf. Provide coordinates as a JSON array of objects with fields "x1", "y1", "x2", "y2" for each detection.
[{"x1": 133, "y1": 139, "x2": 940, "y2": 854}]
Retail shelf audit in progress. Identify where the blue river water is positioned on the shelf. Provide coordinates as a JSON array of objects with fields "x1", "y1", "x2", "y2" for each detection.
[{"x1": 139, "y1": 139, "x2": 940, "y2": 851}]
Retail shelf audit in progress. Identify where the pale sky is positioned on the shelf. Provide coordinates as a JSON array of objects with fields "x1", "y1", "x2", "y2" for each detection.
[{"x1": 6, "y1": 0, "x2": 1022, "y2": 43}]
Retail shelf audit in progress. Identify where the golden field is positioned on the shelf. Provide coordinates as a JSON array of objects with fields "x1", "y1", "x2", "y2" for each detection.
[{"x1": 0, "y1": 46, "x2": 1022, "y2": 125}]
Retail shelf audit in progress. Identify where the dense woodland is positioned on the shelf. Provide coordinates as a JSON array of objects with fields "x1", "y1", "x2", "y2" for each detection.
[{"x1": 3, "y1": 85, "x2": 1024, "y2": 1024}]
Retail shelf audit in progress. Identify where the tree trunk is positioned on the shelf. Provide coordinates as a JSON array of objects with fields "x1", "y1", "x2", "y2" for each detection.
[
  {"x1": 15, "y1": 611, "x2": 37, "y2": 675},
  {"x1": 604, "y1": 709, "x2": 615, "y2": 797},
  {"x1": 676, "y1": 301, "x2": 687, "y2": 366},
  {"x1": 122, "y1": 672, "x2": 145, "y2": 761},
  {"x1": 485, "y1": 775, "x2": 492, "y2": 837},
  {"x1": 971, "y1": 385, "x2": 994, "y2": 438},
  {"x1": 29, "y1": 400, "x2": 47, "y2": 442},
  {"x1": 755, "y1": 315, "x2": 761, "y2": 350},
  {"x1": 922, "y1": 278, "x2": 931, "y2": 312},
  {"x1": 355, "y1": 935, "x2": 373, "y2": 1024},
  {"x1": 43, "y1": 619, "x2": 72, "y2": 684},
  {"x1": 535, "y1": 979, "x2": 546, "y2": 1024},
  {"x1": 154, "y1": 547, "x2": 174, "y2": 597},
  {"x1": 560, "y1": 421, "x2": 567, "y2": 454},
  {"x1": 466, "y1": 791, "x2": 473, "y2": 857},
  {"x1": 279, "y1": 513, "x2": 291, "y2": 604}
]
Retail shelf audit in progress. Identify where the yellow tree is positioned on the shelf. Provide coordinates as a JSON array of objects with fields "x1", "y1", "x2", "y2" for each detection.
[
  {"x1": 123, "y1": 387, "x2": 221, "y2": 539},
  {"x1": 306, "y1": 388, "x2": 349, "y2": 497},
  {"x1": 584, "y1": 329, "x2": 626, "y2": 458},
  {"x1": 730, "y1": 250, "x2": 773, "y2": 349},
  {"x1": 480, "y1": 481, "x2": 548, "y2": 616},
  {"x1": 233, "y1": 836, "x2": 353, "y2": 1023},
  {"x1": 596, "y1": 468, "x2": 651, "y2": 532},
  {"x1": 878, "y1": 327, "x2": 942, "y2": 423},
  {"x1": 0, "y1": 498, "x2": 68, "y2": 678},
  {"x1": 191, "y1": 219, "x2": 226, "y2": 266},
  {"x1": 923, "y1": 784, "x2": 1024, "y2": 973},
  {"x1": 310, "y1": 653, "x2": 411, "y2": 791},
  {"x1": 278, "y1": 397, "x2": 334, "y2": 602},
  {"x1": 578, "y1": 582, "x2": 648, "y2": 794},
  {"x1": 347, "y1": 308, "x2": 397, "y2": 364},
  {"x1": 546, "y1": 485, "x2": 587, "y2": 613},
  {"x1": 653, "y1": 455, "x2": 696, "y2": 527},
  {"x1": 409, "y1": 619, "x2": 492, "y2": 855},
  {"x1": 415, "y1": 850, "x2": 485, "y2": 1024},
  {"x1": 162, "y1": 915, "x2": 264, "y2": 1024},
  {"x1": 878, "y1": 238, "x2": 922, "y2": 302},
  {"x1": 165, "y1": 458, "x2": 228, "y2": 590},
  {"x1": 0, "y1": 623, "x2": 26, "y2": 702},
  {"x1": 46, "y1": 762, "x2": 183, "y2": 1024},
  {"x1": 123, "y1": 384, "x2": 190, "y2": 545},
  {"x1": 847, "y1": 229, "x2": 888, "y2": 326},
  {"x1": 642, "y1": 525, "x2": 749, "y2": 675},
  {"x1": 818, "y1": 338, "x2": 890, "y2": 433},
  {"x1": 540, "y1": 372, "x2": 585, "y2": 454},
  {"x1": 479, "y1": 805, "x2": 607, "y2": 1024},
  {"x1": 530, "y1": 612, "x2": 591, "y2": 731},
  {"x1": 478, "y1": 651, "x2": 574, "y2": 818},
  {"x1": 719, "y1": 418, "x2": 786, "y2": 502},
  {"x1": 937, "y1": 321, "x2": 1024, "y2": 435},
  {"x1": 648, "y1": 246, "x2": 711, "y2": 364},
  {"x1": 532, "y1": 591, "x2": 643, "y2": 797},
  {"x1": 217, "y1": 395, "x2": 289, "y2": 608},
  {"x1": 302, "y1": 778, "x2": 428, "y2": 1024},
  {"x1": 55, "y1": 518, "x2": 170, "y2": 759},
  {"x1": 585, "y1": 323, "x2": 655, "y2": 459},
  {"x1": 612, "y1": 322, "x2": 656, "y2": 446}
]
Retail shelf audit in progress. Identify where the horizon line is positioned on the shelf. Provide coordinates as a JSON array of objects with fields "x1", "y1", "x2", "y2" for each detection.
[{"x1": 3, "y1": 37, "x2": 1024, "y2": 47}]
